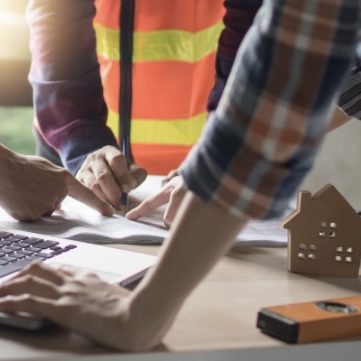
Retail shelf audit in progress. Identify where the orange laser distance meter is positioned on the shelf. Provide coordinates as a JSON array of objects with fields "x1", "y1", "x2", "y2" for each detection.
[{"x1": 257, "y1": 296, "x2": 361, "y2": 343}]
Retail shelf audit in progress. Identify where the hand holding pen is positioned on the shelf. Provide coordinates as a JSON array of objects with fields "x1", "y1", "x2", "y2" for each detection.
[{"x1": 76, "y1": 145, "x2": 147, "y2": 211}]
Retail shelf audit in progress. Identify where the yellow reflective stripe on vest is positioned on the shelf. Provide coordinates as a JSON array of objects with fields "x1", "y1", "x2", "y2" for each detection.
[
  {"x1": 95, "y1": 21, "x2": 224, "y2": 63},
  {"x1": 107, "y1": 111, "x2": 207, "y2": 145}
]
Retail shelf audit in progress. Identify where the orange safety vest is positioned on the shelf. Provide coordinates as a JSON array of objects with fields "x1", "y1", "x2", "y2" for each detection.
[{"x1": 94, "y1": 0, "x2": 225, "y2": 175}]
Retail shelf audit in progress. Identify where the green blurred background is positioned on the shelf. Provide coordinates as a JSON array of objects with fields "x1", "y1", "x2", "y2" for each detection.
[
  {"x1": 0, "y1": 107, "x2": 34, "y2": 154},
  {"x1": 0, "y1": 0, "x2": 35, "y2": 154}
]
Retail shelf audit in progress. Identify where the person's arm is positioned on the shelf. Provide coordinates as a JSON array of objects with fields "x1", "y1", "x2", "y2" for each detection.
[
  {"x1": 0, "y1": 192, "x2": 244, "y2": 350},
  {"x1": 127, "y1": 103, "x2": 351, "y2": 224},
  {"x1": 125, "y1": 192, "x2": 246, "y2": 350},
  {"x1": 127, "y1": 0, "x2": 353, "y2": 223},
  {"x1": 27, "y1": 0, "x2": 113, "y2": 174},
  {"x1": 207, "y1": 0, "x2": 262, "y2": 112},
  {"x1": 0, "y1": 144, "x2": 113, "y2": 221},
  {"x1": 127, "y1": 1, "x2": 263, "y2": 223},
  {"x1": 131, "y1": 0, "x2": 361, "y2": 348},
  {"x1": 0, "y1": 0, "x2": 359, "y2": 351},
  {"x1": 27, "y1": 0, "x2": 146, "y2": 209},
  {"x1": 180, "y1": 0, "x2": 359, "y2": 221}
]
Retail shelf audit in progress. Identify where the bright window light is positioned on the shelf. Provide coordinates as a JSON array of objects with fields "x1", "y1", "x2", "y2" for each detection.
[
  {"x1": 0, "y1": 1, "x2": 29, "y2": 61},
  {"x1": 0, "y1": 12, "x2": 24, "y2": 25},
  {"x1": 0, "y1": 0, "x2": 26, "y2": 14}
]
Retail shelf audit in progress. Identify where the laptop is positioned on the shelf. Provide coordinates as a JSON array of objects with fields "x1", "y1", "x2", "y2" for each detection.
[{"x1": 0, "y1": 229, "x2": 156, "y2": 286}]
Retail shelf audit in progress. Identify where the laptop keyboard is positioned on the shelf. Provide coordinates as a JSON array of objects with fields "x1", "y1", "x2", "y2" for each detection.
[{"x1": 0, "y1": 231, "x2": 77, "y2": 278}]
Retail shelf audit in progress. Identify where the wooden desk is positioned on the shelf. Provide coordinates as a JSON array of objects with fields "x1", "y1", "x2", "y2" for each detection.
[{"x1": 0, "y1": 244, "x2": 360, "y2": 360}]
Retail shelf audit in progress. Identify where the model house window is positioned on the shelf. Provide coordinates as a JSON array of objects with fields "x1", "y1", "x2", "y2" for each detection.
[{"x1": 319, "y1": 222, "x2": 337, "y2": 238}]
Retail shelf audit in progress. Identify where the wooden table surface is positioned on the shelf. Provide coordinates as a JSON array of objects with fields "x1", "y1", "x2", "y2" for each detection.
[{"x1": 0, "y1": 244, "x2": 360, "y2": 360}]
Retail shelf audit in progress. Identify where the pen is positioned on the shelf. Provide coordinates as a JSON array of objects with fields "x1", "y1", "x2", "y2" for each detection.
[
  {"x1": 121, "y1": 132, "x2": 130, "y2": 208},
  {"x1": 119, "y1": 0, "x2": 134, "y2": 210}
]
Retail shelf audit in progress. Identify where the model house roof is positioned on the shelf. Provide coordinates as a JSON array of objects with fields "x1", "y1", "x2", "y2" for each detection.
[{"x1": 283, "y1": 184, "x2": 361, "y2": 230}]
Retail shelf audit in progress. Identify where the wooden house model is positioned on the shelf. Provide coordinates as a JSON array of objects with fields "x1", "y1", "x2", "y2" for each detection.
[{"x1": 283, "y1": 184, "x2": 361, "y2": 278}]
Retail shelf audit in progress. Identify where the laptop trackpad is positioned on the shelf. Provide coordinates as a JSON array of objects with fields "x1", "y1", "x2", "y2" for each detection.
[{"x1": 49, "y1": 262, "x2": 123, "y2": 283}]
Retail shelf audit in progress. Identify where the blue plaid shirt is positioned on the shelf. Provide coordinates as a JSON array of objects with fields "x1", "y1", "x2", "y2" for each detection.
[{"x1": 181, "y1": 0, "x2": 361, "y2": 220}]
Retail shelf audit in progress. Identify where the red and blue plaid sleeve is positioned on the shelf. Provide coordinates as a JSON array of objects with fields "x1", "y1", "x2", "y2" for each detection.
[{"x1": 181, "y1": 0, "x2": 361, "y2": 220}]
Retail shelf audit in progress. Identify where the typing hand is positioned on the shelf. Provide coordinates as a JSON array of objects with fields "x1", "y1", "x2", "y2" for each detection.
[
  {"x1": 0, "y1": 152, "x2": 113, "y2": 221},
  {"x1": 0, "y1": 262, "x2": 137, "y2": 351},
  {"x1": 76, "y1": 145, "x2": 147, "y2": 209},
  {"x1": 126, "y1": 176, "x2": 186, "y2": 227}
]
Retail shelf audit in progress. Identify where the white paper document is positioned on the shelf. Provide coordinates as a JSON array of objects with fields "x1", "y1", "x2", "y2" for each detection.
[{"x1": 0, "y1": 176, "x2": 290, "y2": 247}]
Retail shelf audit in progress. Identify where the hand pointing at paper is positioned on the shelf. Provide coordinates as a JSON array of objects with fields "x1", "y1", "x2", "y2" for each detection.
[
  {"x1": 126, "y1": 176, "x2": 186, "y2": 227},
  {"x1": 0, "y1": 145, "x2": 114, "y2": 222}
]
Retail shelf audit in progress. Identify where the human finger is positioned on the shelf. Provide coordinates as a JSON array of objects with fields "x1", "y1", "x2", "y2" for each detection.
[
  {"x1": 10, "y1": 262, "x2": 66, "y2": 285},
  {"x1": 91, "y1": 158, "x2": 123, "y2": 208},
  {"x1": 163, "y1": 186, "x2": 186, "y2": 226},
  {"x1": 42, "y1": 196, "x2": 63, "y2": 218},
  {"x1": 0, "y1": 275, "x2": 60, "y2": 299},
  {"x1": 126, "y1": 189, "x2": 170, "y2": 220},
  {"x1": 104, "y1": 148, "x2": 133, "y2": 192},
  {"x1": 0, "y1": 294, "x2": 61, "y2": 323},
  {"x1": 163, "y1": 203, "x2": 177, "y2": 227},
  {"x1": 88, "y1": 183, "x2": 109, "y2": 205},
  {"x1": 77, "y1": 170, "x2": 110, "y2": 204},
  {"x1": 66, "y1": 175, "x2": 114, "y2": 216},
  {"x1": 129, "y1": 164, "x2": 147, "y2": 189}
]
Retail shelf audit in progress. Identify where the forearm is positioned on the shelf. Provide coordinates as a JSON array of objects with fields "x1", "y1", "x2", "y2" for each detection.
[
  {"x1": 208, "y1": 0, "x2": 262, "y2": 111},
  {"x1": 125, "y1": 192, "x2": 247, "y2": 350},
  {"x1": 183, "y1": 0, "x2": 361, "y2": 221},
  {"x1": 27, "y1": 0, "x2": 116, "y2": 174}
]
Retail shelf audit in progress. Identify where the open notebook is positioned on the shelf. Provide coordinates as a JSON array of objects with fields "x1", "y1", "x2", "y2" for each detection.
[{"x1": 0, "y1": 176, "x2": 291, "y2": 247}]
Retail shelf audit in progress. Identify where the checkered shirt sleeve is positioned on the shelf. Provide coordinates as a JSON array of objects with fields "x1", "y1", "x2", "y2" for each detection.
[{"x1": 181, "y1": 0, "x2": 361, "y2": 220}]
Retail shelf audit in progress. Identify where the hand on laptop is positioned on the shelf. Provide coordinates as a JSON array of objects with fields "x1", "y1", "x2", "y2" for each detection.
[
  {"x1": 0, "y1": 262, "x2": 138, "y2": 350},
  {"x1": 0, "y1": 147, "x2": 114, "y2": 221},
  {"x1": 76, "y1": 145, "x2": 147, "y2": 210},
  {"x1": 126, "y1": 175, "x2": 186, "y2": 227}
]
